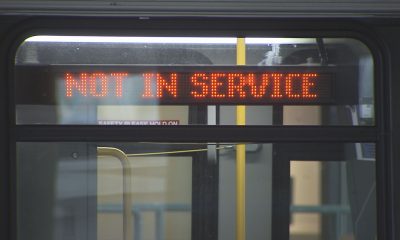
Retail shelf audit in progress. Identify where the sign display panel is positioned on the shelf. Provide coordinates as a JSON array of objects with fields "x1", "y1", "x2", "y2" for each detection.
[{"x1": 16, "y1": 65, "x2": 337, "y2": 105}]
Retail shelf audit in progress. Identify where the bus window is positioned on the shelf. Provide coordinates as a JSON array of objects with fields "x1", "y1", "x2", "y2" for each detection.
[{"x1": 15, "y1": 36, "x2": 374, "y2": 126}]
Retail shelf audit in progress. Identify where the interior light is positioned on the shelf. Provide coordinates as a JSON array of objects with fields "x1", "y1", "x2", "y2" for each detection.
[
  {"x1": 26, "y1": 36, "x2": 316, "y2": 45},
  {"x1": 245, "y1": 38, "x2": 316, "y2": 44},
  {"x1": 25, "y1": 36, "x2": 237, "y2": 44}
]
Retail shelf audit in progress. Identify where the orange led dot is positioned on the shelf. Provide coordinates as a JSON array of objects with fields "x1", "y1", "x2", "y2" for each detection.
[
  {"x1": 250, "y1": 73, "x2": 268, "y2": 98},
  {"x1": 302, "y1": 73, "x2": 318, "y2": 98},
  {"x1": 227, "y1": 73, "x2": 248, "y2": 98},
  {"x1": 65, "y1": 73, "x2": 88, "y2": 97},
  {"x1": 285, "y1": 73, "x2": 301, "y2": 98},
  {"x1": 156, "y1": 73, "x2": 178, "y2": 98},
  {"x1": 111, "y1": 72, "x2": 128, "y2": 97},
  {"x1": 210, "y1": 73, "x2": 226, "y2": 98},
  {"x1": 191, "y1": 73, "x2": 208, "y2": 98},
  {"x1": 89, "y1": 73, "x2": 108, "y2": 97},
  {"x1": 271, "y1": 73, "x2": 283, "y2": 98},
  {"x1": 142, "y1": 73, "x2": 155, "y2": 98}
]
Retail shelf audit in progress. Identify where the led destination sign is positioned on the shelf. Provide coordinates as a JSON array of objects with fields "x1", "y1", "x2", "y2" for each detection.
[{"x1": 15, "y1": 66, "x2": 336, "y2": 105}]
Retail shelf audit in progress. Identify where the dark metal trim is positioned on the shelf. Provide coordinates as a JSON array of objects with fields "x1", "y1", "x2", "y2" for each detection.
[
  {"x1": 191, "y1": 150, "x2": 218, "y2": 240},
  {"x1": 3, "y1": 16, "x2": 390, "y2": 240},
  {"x1": 3, "y1": 2, "x2": 400, "y2": 17},
  {"x1": 316, "y1": 38, "x2": 329, "y2": 65},
  {"x1": 369, "y1": 20, "x2": 392, "y2": 240},
  {"x1": 14, "y1": 125, "x2": 378, "y2": 142},
  {"x1": 271, "y1": 144, "x2": 290, "y2": 240},
  {"x1": 375, "y1": 25, "x2": 396, "y2": 240}
]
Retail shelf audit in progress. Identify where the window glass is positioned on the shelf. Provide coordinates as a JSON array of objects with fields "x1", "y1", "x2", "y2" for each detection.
[
  {"x1": 15, "y1": 36, "x2": 374, "y2": 125},
  {"x1": 290, "y1": 160, "x2": 376, "y2": 240},
  {"x1": 17, "y1": 142, "x2": 376, "y2": 240}
]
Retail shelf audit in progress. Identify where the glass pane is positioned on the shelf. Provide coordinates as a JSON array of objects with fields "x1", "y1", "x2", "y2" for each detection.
[
  {"x1": 246, "y1": 38, "x2": 374, "y2": 126},
  {"x1": 290, "y1": 149, "x2": 376, "y2": 239},
  {"x1": 17, "y1": 143, "x2": 193, "y2": 240},
  {"x1": 17, "y1": 142, "x2": 375, "y2": 240},
  {"x1": 16, "y1": 142, "x2": 273, "y2": 240},
  {"x1": 98, "y1": 154, "x2": 191, "y2": 240},
  {"x1": 15, "y1": 36, "x2": 373, "y2": 125}
]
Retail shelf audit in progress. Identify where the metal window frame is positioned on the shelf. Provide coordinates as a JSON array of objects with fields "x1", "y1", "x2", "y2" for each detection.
[
  {"x1": 0, "y1": 16, "x2": 390, "y2": 240},
  {"x1": 3, "y1": 2, "x2": 400, "y2": 17}
]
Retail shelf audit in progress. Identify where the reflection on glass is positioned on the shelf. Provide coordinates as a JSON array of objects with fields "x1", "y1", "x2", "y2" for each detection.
[
  {"x1": 290, "y1": 162, "x2": 322, "y2": 239},
  {"x1": 290, "y1": 159, "x2": 376, "y2": 240},
  {"x1": 97, "y1": 152, "x2": 191, "y2": 240},
  {"x1": 17, "y1": 143, "x2": 194, "y2": 240},
  {"x1": 17, "y1": 142, "x2": 376, "y2": 240}
]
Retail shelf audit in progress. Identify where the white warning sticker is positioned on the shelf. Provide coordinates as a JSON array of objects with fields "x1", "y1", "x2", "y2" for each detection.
[{"x1": 98, "y1": 120, "x2": 180, "y2": 125}]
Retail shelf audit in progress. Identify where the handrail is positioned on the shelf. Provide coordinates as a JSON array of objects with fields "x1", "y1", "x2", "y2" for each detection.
[
  {"x1": 290, "y1": 205, "x2": 351, "y2": 214},
  {"x1": 97, "y1": 147, "x2": 133, "y2": 240}
]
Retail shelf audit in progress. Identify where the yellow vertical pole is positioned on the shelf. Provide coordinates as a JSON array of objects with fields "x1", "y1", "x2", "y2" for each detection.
[{"x1": 236, "y1": 37, "x2": 246, "y2": 240}]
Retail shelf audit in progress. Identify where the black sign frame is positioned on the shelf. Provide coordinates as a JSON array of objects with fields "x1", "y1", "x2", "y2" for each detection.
[{"x1": 15, "y1": 64, "x2": 359, "y2": 105}]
